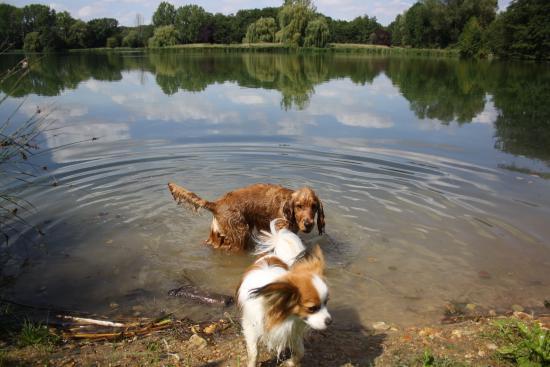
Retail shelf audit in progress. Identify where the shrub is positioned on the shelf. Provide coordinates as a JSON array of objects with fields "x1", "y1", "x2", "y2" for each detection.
[
  {"x1": 122, "y1": 30, "x2": 141, "y2": 47},
  {"x1": 148, "y1": 25, "x2": 178, "y2": 47},
  {"x1": 23, "y1": 32, "x2": 41, "y2": 52},
  {"x1": 106, "y1": 36, "x2": 119, "y2": 48}
]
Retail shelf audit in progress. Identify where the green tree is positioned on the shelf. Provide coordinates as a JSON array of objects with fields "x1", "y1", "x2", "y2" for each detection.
[
  {"x1": 122, "y1": 29, "x2": 141, "y2": 47},
  {"x1": 174, "y1": 4, "x2": 209, "y2": 44},
  {"x1": 21, "y1": 4, "x2": 55, "y2": 35},
  {"x1": 23, "y1": 31, "x2": 41, "y2": 52},
  {"x1": 87, "y1": 18, "x2": 118, "y2": 47},
  {"x1": 211, "y1": 13, "x2": 235, "y2": 44},
  {"x1": 490, "y1": 0, "x2": 550, "y2": 60},
  {"x1": 67, "y1": 20, "x2": 88, "y2": 48},
  {"x1": 303, "y1": 17, "x2": 329, "y2": 47},
  {"x1": 459, "y1": 17, "x2": 483, "y2": 58},
  {"x1": 152, "y1": 1, "x2": 176, "y2": 27},
  {"x1": 55, "y1": 11, "x2": 76, "y2": 47},
  {"x1": 244, "y1": 17, "x2": 277, "y2": 43},
  {"x1": 106, "y1": 36, "x2": 119, "y2": 48},
  {"x1": 148, "y1": 25, "x2": 178, "y2": 47},
  {"x1": 233, "y1": 7, "x2": 280, "y2": 44},
  {"x1": 276, "y1": 0, "x2": 316, "y2": 47},
  {"x1": 0, "y1": 4, "x2": 23, "y2": 48}
]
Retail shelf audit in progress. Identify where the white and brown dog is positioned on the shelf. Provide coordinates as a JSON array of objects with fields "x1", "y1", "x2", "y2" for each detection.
[{"x1": 237, "y1": 219, "x2": 331, "y2": 367}]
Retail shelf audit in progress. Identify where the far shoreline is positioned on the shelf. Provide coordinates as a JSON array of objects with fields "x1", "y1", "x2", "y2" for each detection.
[{"x1": 5, "y1": 43, "x2": 460, "y2": 58}]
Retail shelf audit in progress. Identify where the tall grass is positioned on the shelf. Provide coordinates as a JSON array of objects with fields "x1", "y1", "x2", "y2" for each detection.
[{"x1": 0, "y1": 53, "x2": 53, "y2": 245}]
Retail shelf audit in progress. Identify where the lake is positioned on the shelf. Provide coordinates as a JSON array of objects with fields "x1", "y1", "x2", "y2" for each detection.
[{"x1": 0, "y1": 51, "x2": 549, "y2": 327}]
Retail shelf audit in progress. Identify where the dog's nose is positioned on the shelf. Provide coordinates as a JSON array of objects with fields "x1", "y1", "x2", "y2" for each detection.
[
  {"x1": 304, "y1": 219, "x2": 313, "y2": 228},
  {"x1": 325, "y1": 316, "x2": 332, "y2": 326}
]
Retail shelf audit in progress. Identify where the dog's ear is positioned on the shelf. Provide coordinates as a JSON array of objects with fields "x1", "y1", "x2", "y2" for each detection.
[
  {"x1": 251, "y1": 281, "x2": 300, "y2": 327},
  {"x1": 317, "y1": 200, "x2": 325, "y2": 235},
  {"x1": 283, "y1": 198, "x2": 295, "y2": 226},
  {"x1": 293, "y1": 244, "x2": 325, "y2": 275}
]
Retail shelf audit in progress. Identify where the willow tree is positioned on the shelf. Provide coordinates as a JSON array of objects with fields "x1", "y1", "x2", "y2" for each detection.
[
  {"x1": 244, "y1": 17, "x2": 277, "y2": 43},
  {"x1": 276, "y1": 0, "x2": 316, "y2": 47},
  {"x1": 303, "y1": 17, "x2": 329, "y2": 47}
]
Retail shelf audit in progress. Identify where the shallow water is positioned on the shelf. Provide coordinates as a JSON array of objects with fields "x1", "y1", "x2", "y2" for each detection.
[{"x1": 0, "y1": 51, "x2": 549, "y2": 327}]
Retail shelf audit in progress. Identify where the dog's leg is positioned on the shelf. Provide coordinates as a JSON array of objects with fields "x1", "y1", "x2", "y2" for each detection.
[
  {"x1": 285, "y1": 338, "x2": 304, "y2": 367},
  {"x1": 218, "y1": 212, "x2": 250, "y2": 251},
  {"x1": 242, "y1": 319, "x2": 259, "y2": 367}
]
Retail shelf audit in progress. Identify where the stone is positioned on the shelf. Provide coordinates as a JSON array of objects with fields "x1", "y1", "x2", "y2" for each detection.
[
  {"x1": 511, "y1": 304, "x2": 524, "y2": 312},
  {"x1": 486, "y1": 343, "x2": 498, "y2": 350},
  {"x1": 466, "y1": 303, "x2": 477, "y2": 311},
  {"x1": 203, "y1": 324, "x2": 218, "y2": 334},
  {"x1": 513, "y1": 311, "x2": 532, "y2": 320},
  {"x1": 372, "y1": 321, "x2": 391, "y2": 331},
  {"x1": 188, "y1": 334, "x2": 207, "y2": 350}
]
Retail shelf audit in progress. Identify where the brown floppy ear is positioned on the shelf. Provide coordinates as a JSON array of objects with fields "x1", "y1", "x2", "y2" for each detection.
[
  {"x1": 250, "y1": 282, "x2": 300, "y2": 328},
  {"x1": 293, "y1": 244, "x2": 325, "y2": 275},
  {"x1": 283, "y1": 198, "x2": 296, "y2": 227},
  {"x1": 317, "y1": 200, "x2": 325, "y2": 235}
]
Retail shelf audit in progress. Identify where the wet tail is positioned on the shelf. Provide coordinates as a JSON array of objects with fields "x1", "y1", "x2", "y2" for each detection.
[{"x1": 167, "y1": 182, "x2": 215, "y2": 212}]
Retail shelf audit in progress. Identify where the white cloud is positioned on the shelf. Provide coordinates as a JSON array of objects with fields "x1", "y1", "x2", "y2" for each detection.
[
  {"x1": 473, "y1": 98, "x2": 498, "y2": 125},
  {"x1": 77, "y1": 5, "x2": 95, "y2": 18},
  {"x1": 227, "y1": 93, "x2": 266, "y2": 105},
  {"x1": 335, "y1": 112, "x2": 393, "y2": 128}
]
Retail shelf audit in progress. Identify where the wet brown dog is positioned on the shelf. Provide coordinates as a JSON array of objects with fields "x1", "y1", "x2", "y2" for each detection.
[{"x1": 167, "y1": 183, "x2": 325, "y2": 251}]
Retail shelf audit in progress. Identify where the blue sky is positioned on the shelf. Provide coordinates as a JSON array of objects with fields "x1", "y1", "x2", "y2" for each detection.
[{"x1": 7, "y1": 0, "x2": 512, "y2": 26}]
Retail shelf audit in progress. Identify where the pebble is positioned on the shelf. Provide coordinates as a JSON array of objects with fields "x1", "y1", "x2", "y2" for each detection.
[
  {"x1": 513, "y1": 311, "x2": 532, "y2": 320},
  {"x1": 486, "y1": 343, "x2": 498, "y2": 350},
  {"x1": 466, "y1": 303, "x2": 477, "y2": 311},
  {"x1": 204, "y1": 324, "x2": 217, "y2": 334},
  {"x1": 478, "y1": 350, "x2": 486, "y2": 357},
  {"x1": 188, "y1": 334, "x2": 207, "y2": 350},
  {"x1": 372, "y1": 321, "x2": 391, "y2": 331},
  {"x1": 511, "y1": 304, "x2": 524, "y2": 312}
]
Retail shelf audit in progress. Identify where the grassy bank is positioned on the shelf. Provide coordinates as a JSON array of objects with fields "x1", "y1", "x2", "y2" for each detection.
[{"x1": 62, "y1": 43, "x2": 459, "y2": 57}]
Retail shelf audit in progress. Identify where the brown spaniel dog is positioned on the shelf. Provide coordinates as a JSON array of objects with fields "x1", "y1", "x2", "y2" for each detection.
[{"x1": 167, "y1": 182, "x2": 325, "y2": 251}]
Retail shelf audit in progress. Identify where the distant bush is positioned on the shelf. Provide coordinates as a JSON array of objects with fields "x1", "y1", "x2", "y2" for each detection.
[
  {"x1": 122, "y1": 30, "x2": 141, "y2": 48},
  {"x1": 23, "y1": 32, "x2": 41, "y2": 52},
  {"x1": 244, "y1": 17, "x2": 277, "y2": 43},
  {"x1": 459, "y1": 17, "x2": 483, "y2": 58},
  {"x1": 106, "y1": 36, "x2": 119, "y2": 48},
  {"x1": 148, "y1": 25, "x2": 178, "y2": 47}
]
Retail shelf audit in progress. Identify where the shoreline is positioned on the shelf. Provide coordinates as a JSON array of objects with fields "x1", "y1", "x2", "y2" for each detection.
[
  {"x1": 4, "y1": 43, "x2": 459, "y2": 58},
  {"x1": 1, "y1": 299, "x2": 548, "y2": 366}
]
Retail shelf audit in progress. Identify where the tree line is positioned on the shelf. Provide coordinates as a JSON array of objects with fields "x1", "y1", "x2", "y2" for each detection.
[
  {"x1": 0, "y1": 0, "x2": 548, "y2": 59},
  {"x1": 388, "y1": 0, "x2": 549, "y2": 59}
]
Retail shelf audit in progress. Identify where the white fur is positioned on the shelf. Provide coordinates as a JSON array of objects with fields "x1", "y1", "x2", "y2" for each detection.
[
  {"x1": 254, "y1": 218, "x2": 305, "y2": 266},
  {"x1": 238, "y1": 255, "x2": 331, "y2": 367}
]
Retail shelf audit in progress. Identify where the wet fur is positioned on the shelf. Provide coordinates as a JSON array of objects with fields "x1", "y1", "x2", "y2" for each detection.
[{"x1": 167, "y1": 182, "x2": 325, "y2": 251}]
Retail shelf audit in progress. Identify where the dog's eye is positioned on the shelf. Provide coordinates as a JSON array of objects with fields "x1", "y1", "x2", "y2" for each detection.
[
  {"x1": 296, "y1": 204, "x2": 303, "y2": 209},
  {"x1": 307, "y1": 305, "x2": 321, "y2": 313}
]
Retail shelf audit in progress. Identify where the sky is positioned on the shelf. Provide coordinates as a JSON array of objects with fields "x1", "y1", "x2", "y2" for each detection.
[{"x1": 7, "y1": 0, "x2": 513, "y2": 26}]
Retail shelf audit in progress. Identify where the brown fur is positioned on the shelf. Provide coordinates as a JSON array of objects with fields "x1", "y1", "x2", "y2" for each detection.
[
  {"x1": 253, "y1": 245, "x2": 327, "y2": 330},
  {"x1": 167, "y1": 182, "x2": 325, "y2": 251}
]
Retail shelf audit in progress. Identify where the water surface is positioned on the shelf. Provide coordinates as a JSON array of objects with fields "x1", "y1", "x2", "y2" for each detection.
[{"x1": 1, "y1": 51, "x2": 549, "y2": 326}]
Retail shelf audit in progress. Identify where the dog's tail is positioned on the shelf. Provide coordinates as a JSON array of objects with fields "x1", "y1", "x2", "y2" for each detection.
[
  {"x1": 253, "y1": 218, "x2": 286, "y2": 256},
  {"x1": 167, "y1": 182, "x2": 215, "y2": 212}
]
